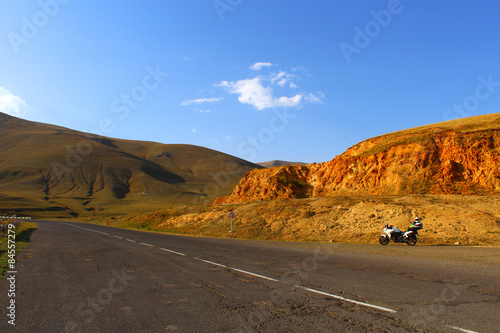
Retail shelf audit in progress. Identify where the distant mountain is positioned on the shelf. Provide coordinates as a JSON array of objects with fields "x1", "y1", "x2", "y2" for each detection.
[
  {"x1": 216, "y1": 113, "x2": 500, "y2": 203},
  {"x1": 257, "y1": 160, "x2": 306, "y2": 168},
  {"x1": 0, "y1": 112, "x2": 262, "y2": 218}
]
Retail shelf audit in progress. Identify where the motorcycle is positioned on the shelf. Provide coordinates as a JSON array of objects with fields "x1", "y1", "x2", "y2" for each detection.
[{"x1": 379, "y1": 223, "x2": 418, "y2": 246}]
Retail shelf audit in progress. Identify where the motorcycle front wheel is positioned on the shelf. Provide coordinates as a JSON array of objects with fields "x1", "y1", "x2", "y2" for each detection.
[
  {"x1": 406, "y1": 235, "x2": 417, "y2": 246},
  {"x1": 379, "y1": 235, "x2": 389, "y2": 245}
]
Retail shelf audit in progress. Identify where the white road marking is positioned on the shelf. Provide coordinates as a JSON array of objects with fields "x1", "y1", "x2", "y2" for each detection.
[
  {"x1": 298, "y1": 286, "x2": 397, "y2": 313},
  {"x1": 446, "y1": 325, "x2": 479, "y2": 333},
  {"x1": 67, "y1": 224, "x2": 108, "y2": 235},
  {"x1": 65, "y1": 224, "x2": 399, "y2": 315},
  {"x1": 230, "y1": 267, "x2": 279, "y2": 282},
  {"x1": 64, "y1": 221, "x2": 478, "y2": 330},
  {"x1": 194, "y1": 257, "x2": 279, "y2": 282},
  {"x1": 194, "y1": 258, "x2": 227, "y2": 268},
  {"x1": 160, "y1": 247, "x2": 186, "y2": 256}
]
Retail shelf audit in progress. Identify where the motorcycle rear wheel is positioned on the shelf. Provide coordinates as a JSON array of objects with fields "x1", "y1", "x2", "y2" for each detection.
[
  {"x1": 379, "y1": 235, "x2": 389, "y2": 245},
  {"x1": 406, "y1": 235, "x2": 417, "y2": 246}
]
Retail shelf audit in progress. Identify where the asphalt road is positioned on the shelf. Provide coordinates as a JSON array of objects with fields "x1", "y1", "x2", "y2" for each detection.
[{"x1": 1, "y1": 220, "x2": 499, "y2": 332}]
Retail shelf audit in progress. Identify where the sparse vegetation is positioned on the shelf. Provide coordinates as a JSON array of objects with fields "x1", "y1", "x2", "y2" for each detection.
[
  {"x1": 81, "y1": 195, "x2": 500, "y2": 246},
  {"x1": 0, "y1": 221, "x2": 37, "y2": 277},
  {"x1": 352, "y1": 113, "x2": 500, "y2": 157},
  {"x1": 303, "y1": 210, "x2": 316, "y2": 218}
]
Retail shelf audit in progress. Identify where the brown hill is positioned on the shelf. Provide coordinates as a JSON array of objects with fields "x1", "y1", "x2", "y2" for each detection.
[
  {"x1": 0, "y1": 112, "x2": 261, "y2": 218},
  {"x1": 258, "y1": 160, "x2": 306, "y2": 168},
  {"x1": 216, "y1": 113, "x2": 500, "y2": 204}
]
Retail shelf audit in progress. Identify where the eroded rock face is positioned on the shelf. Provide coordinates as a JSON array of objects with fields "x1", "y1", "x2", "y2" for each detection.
[
  {"x1": 216, "y1": 117, "x2": 500, "y2": 204},
  {"x1": 216, "y1": 165, "x2": 312, "y2": 203}
]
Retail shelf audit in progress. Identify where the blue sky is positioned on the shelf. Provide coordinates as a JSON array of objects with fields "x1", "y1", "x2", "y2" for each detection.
[{"x1": 1, "y1": 0, "x2": 500, "y2": 164}]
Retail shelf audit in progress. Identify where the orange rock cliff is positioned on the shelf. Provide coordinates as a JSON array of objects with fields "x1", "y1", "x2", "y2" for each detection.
[{"x1": 216, "y1": 113, "x2": 500, "y2": 204}]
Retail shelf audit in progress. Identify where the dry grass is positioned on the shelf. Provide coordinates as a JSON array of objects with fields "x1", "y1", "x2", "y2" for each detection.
[
  {"x1": 81, "y1": 195, "x2": 500, "y2": 246},
  {"x1": 0, "y1": 221, "x2": 37, "y2": 277},
  {"x1": 350, "y1": 112, "x2": 500, "y2": 157}
]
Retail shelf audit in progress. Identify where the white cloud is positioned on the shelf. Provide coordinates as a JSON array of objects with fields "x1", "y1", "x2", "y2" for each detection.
[
  {"x1": 250, "y1": 62, "x2": 273, "y2": 71},
  {"x1": 198, "y1": 109, "x2": 210, "y2": 113},
  {"x1": 277, "y1": 78, "x2": 287, "y2": 87},
  {"x1": 0, "y1": 87, "x2": 30, "y2": 116},
  {"x1": 192, "y1": 128, "x2": 197, "y2": 133},
  {"x1": 225, "y1": 134, "x2": 231, "y2": 140},
  {"x1": 292, "y1": 66, "x2": 307, "y2": 72},
  {"x1": 217, "y1": 64, "x2": 321, "y2": 110},
  {"x1": 181, "y1": 97, "x2": 223, "y2": 106},
  {"x1": 304, "y1": 92, "x2": 325, "y2": 104},
  {"x1": 270, "y1": 71, "x2": 286, "y2": 83},
  {"x1": 270, "y1": 71, "x2": 297, "y2": 87},
  {"x1": 220, "y1": 77, "x2": 302, "y2": 110}
]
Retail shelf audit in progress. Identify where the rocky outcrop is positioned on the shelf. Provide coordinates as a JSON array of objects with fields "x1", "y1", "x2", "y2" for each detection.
[
  {"x1": 216, "y1": 113, "x2": 500, "y2": 204},
  {"x1": 216, "y1": 165, "x2": 312, "y2": 203}
]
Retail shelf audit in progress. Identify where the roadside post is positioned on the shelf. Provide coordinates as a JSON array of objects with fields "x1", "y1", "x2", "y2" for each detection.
[{"x1": 229, "y1": 210, "x2": 236, "y2": 232}]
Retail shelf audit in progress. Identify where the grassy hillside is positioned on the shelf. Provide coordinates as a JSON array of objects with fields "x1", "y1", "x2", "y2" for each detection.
[
  {"x1": 258, "y1": 160, "x2": 307, "y2": 168},
  {"x1": 0, "y1": 112, "x2": 262, "y2": 218},
  {"x1": 346, "y1": 112, "x2": 500, "y2": 157}
]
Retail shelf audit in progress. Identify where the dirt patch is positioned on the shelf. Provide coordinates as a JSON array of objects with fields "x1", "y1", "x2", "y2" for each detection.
[{"x1": 91, "y1": 194, "x2": 500, "y2": 246}]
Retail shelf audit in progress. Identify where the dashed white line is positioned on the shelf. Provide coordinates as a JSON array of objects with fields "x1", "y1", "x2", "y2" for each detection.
[
  {"x1": 65, "y1": 221, "x2": 478, "y2": 331},
  {"x1": 160, "y1": 247, "x2": 186, "y2": 256},
  {"x1": 446, "y1": 325, "x2": 479, "y2": 333},
  {"x1": 194, "y1": 257, "x2": 279, "y2": 282},
  {"x1": 298, "y1": 286, "x2": 397, "y2": 313},
  {"x1": 66, "y1": 223, "x2": 395, "y2": 314},
  {"x1": 194, "y1": 258, "x2": 227, "y2": 268},
  {"x1": 67, "y1": 224, "x2": 109, "y2": 235},
  {"x1": 230, "y1": 267, "x2": 279, "y2": 282}
]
